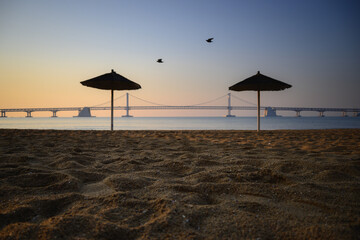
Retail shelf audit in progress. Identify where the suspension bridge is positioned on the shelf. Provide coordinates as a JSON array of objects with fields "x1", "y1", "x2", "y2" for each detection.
[{"x1": 1, "y1": 93, "x2": 359, "y2": 118}]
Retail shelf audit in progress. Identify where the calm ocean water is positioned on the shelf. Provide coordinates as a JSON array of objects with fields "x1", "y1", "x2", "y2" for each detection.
[{"x1": 0, "y1": 117, "x2": 359, "y2": 130}]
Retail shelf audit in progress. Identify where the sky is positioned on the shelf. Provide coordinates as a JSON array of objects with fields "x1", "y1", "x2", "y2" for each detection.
[{"x1": 1, "y1": 0, "x2": 360, "y2": 117}]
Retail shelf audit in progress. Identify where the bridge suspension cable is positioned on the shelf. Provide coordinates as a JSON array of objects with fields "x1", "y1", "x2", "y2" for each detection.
[
  {"x1": 90, "y1": 93, "x2": 126, "y2": 107},
  {"x1": 92, "y1": 92, "x2": 255, "y2": 108},
  {"x1": 231, "y1": 94, "x2": 257, "y2": 106},
  {"x1": 189, "y1": 94, "x2": 228, "y2": 106},
  {"x1": 130, "y1": 93, "x2": 229, "y2": 107},
  {"x1": 130, "y1": 94, "x2": 168, "y2": 106}
]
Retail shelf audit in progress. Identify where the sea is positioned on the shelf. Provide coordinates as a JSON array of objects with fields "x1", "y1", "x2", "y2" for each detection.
[{"x1": 0, "y1": 117, "x2": 359, "y2": 130}]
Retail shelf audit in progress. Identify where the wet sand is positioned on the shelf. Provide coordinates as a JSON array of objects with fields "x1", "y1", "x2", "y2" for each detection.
[{"x1": 0, "y1": 129, "x2": 359, "y2": 239}]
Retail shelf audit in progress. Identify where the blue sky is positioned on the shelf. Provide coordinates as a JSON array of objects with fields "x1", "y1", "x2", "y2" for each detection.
[{"x1": 1, "y1": 0, "x2": 359, "y2": 116}]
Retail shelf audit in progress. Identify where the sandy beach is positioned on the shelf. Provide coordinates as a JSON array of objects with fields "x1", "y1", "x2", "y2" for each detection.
[{"x1": 0, "y1": 129, "x2": 359, "y2": 239}]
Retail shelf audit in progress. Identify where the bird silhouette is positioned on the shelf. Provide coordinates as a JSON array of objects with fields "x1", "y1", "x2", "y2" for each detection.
[
  {"x1": 157, "y1": 59, "x2": 163, "y2": 63},
  {"x1": 206, "y1": 38, "x2": 213, "y2": 43}
]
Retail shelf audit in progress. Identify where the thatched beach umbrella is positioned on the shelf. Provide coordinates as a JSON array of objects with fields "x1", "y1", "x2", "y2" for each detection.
[
  {"x1": 229, "y1": 71, "x2": 291, "y2": 131},
  {"x1": 81, "y1": 69, "x2": 141, "y2": 130}
]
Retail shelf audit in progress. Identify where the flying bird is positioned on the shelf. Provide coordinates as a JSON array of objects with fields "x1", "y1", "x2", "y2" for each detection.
[
  {"x1": 157, "y1": 59, "x2": 163, "y2": 63},
  {"x1": 206, "y1": 38, "x2": 214, "y2": 43}
]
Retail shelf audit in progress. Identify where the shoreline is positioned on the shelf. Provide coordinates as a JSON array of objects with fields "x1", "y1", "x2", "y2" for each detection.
[{"x1": 1, "y1": 129, "x2": 359, "y2": 239}]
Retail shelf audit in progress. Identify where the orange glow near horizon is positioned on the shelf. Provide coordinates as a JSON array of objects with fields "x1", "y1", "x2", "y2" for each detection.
[{"x1": 1, "y1": 1, "x2": 359, "y2": 116}]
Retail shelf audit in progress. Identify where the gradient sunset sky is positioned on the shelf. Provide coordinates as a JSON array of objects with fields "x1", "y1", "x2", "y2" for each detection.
[{"x1": 1, "y1": 0, "x2": 359, "y2": 117}]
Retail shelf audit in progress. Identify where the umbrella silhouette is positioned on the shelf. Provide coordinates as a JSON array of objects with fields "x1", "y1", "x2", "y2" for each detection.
[
  {"x1": 81, "y1": 69, "x2": 141, "y2": 130},
  {"x1": 229, "y1": 71, "x2": 291, "y2": 131}
]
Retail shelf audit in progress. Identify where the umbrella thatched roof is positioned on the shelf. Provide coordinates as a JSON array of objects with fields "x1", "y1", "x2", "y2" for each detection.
[
  {"x1": 229, "y1": 71, "x2": 291, "y2": 91},
  {"x1": 81, "y1": 70, "x2": 141, "y2": 90}
]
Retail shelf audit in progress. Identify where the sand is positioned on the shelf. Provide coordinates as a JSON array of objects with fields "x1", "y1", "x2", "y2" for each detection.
[{"x1": 0, "y1": 129, "x2": 359, "y2": 239}]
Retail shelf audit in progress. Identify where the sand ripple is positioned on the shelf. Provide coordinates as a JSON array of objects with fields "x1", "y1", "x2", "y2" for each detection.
[{"x1": 0, "y1": 129, "x2": 359, "y2": 239}]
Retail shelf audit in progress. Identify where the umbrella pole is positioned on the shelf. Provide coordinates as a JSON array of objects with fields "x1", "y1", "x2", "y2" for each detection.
[
  {"x1": 257, "y1": 90, "x2": 260, "y2": 132},
  {"x1": 111, "y1": 89, "x2": 114, "y2": 131}
]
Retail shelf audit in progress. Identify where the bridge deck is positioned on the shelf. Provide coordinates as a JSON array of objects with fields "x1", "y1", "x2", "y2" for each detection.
[{"x1": 1, "y1": 106, "x2": 359, "y2": 112}]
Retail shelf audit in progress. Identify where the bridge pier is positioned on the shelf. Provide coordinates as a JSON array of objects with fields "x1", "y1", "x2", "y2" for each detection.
[
  {"x1": 226, "y1": 93, "x2": 235, "y2": 117},
  {"x1": 342, "y1": 111, "x2": 348, "y2": 117},
  {"x1": 51, "y1": 110, "x2": 58, "y2": 117},
  {"x1": 122, "y1": 93, "x2": 133, "y2": 117},
  {"x1": 295, "y1": 111, "x2": 301, "y2": 117},
  {"x1": 26, "y1": 111, "x2": 32, "y2": 118},
  {"x1": 75, "y1": 107, "x2": 93, "y2": 117},
  {"x1": 319, "y1": 111, "x2": 325, "y2": 117},
  {"x1": 264, "y1": 107, "x2": 277, "y2": 117},
  {"x1": 0, "y1": 111, "x2": 6, "y2": 118}
]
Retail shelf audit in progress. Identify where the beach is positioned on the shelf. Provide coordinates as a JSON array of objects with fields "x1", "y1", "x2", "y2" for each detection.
[{"x1": 0, "y1": 129, "x2": 359, "y2": 239}]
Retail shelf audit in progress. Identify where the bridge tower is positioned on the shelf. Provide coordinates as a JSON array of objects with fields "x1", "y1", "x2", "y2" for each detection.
[
  {"x1": 226, "y1": 93, "x2": 236, "y2": 117},
  {"x1": 0, "y1": 111, "x2": 6, "y2": 118},
  {"x1": 122, "y1": 93, "x2": 133, "y2": 117}
]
